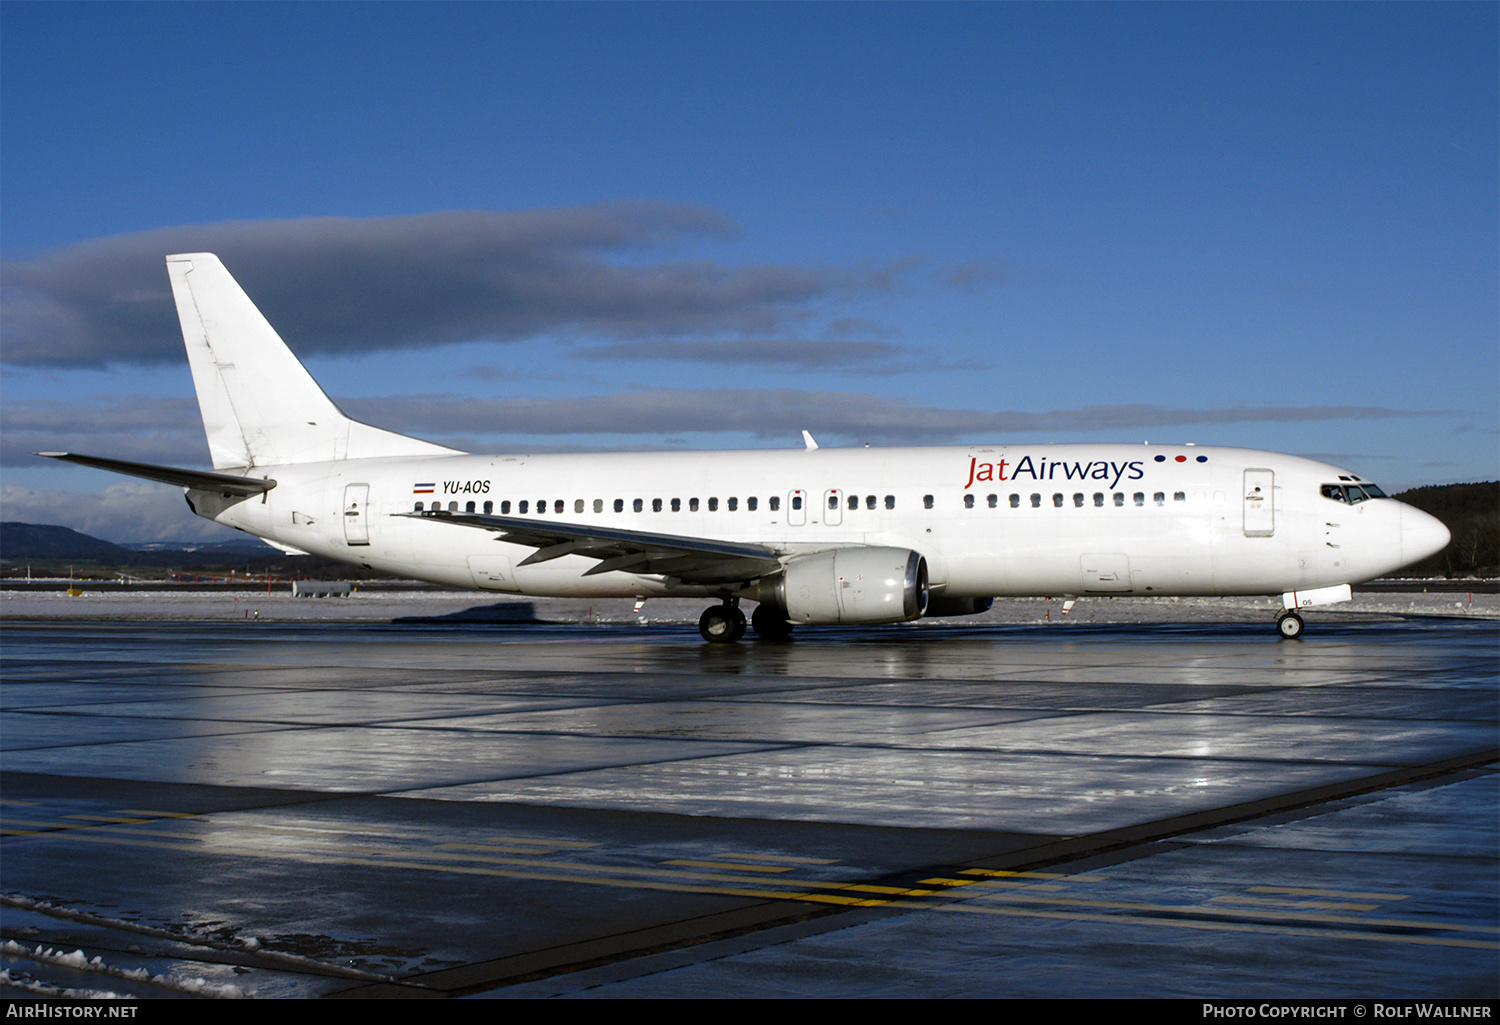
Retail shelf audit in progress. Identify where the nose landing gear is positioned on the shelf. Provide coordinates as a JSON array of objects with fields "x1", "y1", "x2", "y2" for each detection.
[{"x1": 1276, "y1": 610, "x2": 1305, "y2": 640}]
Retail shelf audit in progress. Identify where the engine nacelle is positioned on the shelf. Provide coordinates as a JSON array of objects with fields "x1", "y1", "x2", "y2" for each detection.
[
  {"x1": 923, "y1": 595, "x2": 994, "y2": 618},
  {"x1": 772, "y1": 547, "x2": 929, "y2": 625}
]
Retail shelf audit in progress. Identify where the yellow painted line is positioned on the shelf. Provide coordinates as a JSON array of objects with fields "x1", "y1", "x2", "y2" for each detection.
[
  {"x1": 917, "y1": 877, "x2": 980, "y2": 886},
  {"x1": 12, "y1": 818, "x2": 1490, "y2": 950},
  {"x1": 1209, "y1": 895, "x2": 1380, "y2": 911},
  {"x1": 2, "y1": 817, "x2": 208, "y2": 840},
  {"x1": 920, "y1": 877, "x2": 1064, "y2": 890},
  {"x1": 967, "y1": 889, "x2": 1499, "y2": 934},
  {"x1": 0, "y1": 800, "x2": 39, "y2": 807},
  {"x1": 1245, "y1": 885, "x2": 1408, "y2": 901},
  {"x1": 924, "y1": 901, "x2": 1499, "y2": 951},
  {"x1": 710, "y1": 852, "x2": 839, "y2": 865},
  {"x1": 485, "y1": 835, "x2": 596, "y2": 847},
  {"x1": 662, "y1": 860, "x2": 795, "y2": 873},
  {"x1": 960, "y1": 868, "x2": 1104, "y2": 881},
  {"x1": 831, "y1": 884, "x2": 938, "y2": 897},
  {"x1": 64, "y1": 815, "x2": 165, "y2": 824},
  {"x1": 437, "y1": 842, "x2": 560, "y2": 855},
  {"x1": 351, "y1": 844, "x2": 938, "y2": 896}
]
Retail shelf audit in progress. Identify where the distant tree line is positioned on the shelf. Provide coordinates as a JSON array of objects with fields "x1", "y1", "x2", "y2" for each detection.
[{"x1": 1392, "y1": 482, "x2": 1498, "y2": 578}]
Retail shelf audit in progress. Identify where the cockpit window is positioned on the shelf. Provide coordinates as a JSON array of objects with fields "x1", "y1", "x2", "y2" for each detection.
[{"x1": 1322, "y1": 482, "x2": 1388, "y2": 504}]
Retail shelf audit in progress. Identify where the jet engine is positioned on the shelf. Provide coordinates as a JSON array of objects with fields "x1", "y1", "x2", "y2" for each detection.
[{"x1": 766, "y1": 547, "x2": 929, "y2": 625}]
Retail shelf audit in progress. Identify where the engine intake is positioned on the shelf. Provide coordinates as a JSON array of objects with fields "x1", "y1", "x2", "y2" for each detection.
[{"x1": 772, "y1": 547, "x2": 929, "y2": 625}]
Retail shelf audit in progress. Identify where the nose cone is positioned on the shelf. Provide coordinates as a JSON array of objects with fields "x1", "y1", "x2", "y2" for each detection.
[{"x1": 1400, "y1": 504, "x2": 1451, "y2": 566}]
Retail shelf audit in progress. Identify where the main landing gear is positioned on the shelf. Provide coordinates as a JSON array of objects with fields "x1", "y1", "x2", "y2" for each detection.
[
  {"x1": 750, "y1": 602, "x2": 794, "y2": 641},
  {"x1": 698, "y1": 599, "x2": 795, "y2": 643},
  {"x1": 1276, "y1": 610, "x2": 1305, "y2": 640},
  {"x1": 698, "y1": 599, "x2": 746, "y2": 643}
]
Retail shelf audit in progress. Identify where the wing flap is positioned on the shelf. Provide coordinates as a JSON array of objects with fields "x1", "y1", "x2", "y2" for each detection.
[{"x1": 401, "y1": 510, "x2": 783, "y2": 584}]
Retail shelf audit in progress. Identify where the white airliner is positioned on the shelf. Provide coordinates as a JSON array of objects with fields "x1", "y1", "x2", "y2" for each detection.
[{"x1": 44, "y1": 253, "x2": 1451, "y2": 642}]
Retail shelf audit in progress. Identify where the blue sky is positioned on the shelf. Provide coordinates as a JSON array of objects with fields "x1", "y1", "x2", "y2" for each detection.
[{"x1": 2, "y1": 2, "x2": 1495, "y2": 540}]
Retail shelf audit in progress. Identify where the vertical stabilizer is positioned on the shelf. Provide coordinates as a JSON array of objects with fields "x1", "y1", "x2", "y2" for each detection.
[{"x1": 167, "y1": 254, "x2": 462, "y2": 468}]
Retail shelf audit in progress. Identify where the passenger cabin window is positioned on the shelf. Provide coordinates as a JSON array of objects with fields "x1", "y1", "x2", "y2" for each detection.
[
  {"x1": 671, "y1": 498, "x2": 681, "y2": 512},
  {"x1": 652, "y1": 498, "x2": 662, "y2": 512},
  {"x1": 848, "y1": 495, "x2": 858, "y2": 510},
  {"x1": 633, "y1": 499, "x2": 643, "y2": 513},
  {"x1": 466, "y1": 501, "x2": 476, "y2": 513},
  {"x1": 593, "y1": 499, "x2": 603, "y2": 513},
  {"x1": 1052, "y1": 493, "x2": 1064, "y2": 508},
  {"x1": 1154, "y1": 492, "x2": 1165, "y2": 506},
  {"x1": 728, "y1": 497, "x2": 739, "y2": 511},
  {"x1": 885, "y1": 495, "x2": 895, "y2": 510},
  {"x1": 1114, "y1": 493, "x2": 1125, "y2": 507},
  {"x1": 709, "y1": 497, "x2": 719, "y2": 511},
  {"x1": 1030, "y1": 494, "x2": 1041, "y2": 508},
  {"x1": 964, "y1": 494, "x2": 975, "y2": 509},
  {"x1": 988, "y1": 494, "x2": 998, "y2": 508},
  {"x1": 484, "y1": 501, "x2": 493, "y2": 514},
  {"x1": 575, "y1": 499, "x2": 584, "y2": 514},
  {"x1": 1093, "y1": 493, "x2": 1104, "y2": 507},
  {"x1": 1073, "y1": 493, "x2": 1084, "y2": 508},
  {"x1": 923, "y1": 495, "x2": 934, "y2": 509},
  {"x1": 501, "y1": 500, "x2": 512, "y2": 514},
  {"x1": 1174, "y1": 492, "x2": 1185, "y2": 503},
  {"x1": 770, "y1": 496, "x2": 781, "y2": 511},
  {"x1": 555, "y1": 500, "x2": 564, "y2": 514},
  {"x1": 790, "y1": 496, "x2": 801, "y2": 511},
  {"x1": 747, "y1": 497, "x2": 758, "y2": 511},
  {"x1": 613, "y1": 499, "x2": 624, "y2": 513},
  {"x1": 690, "y1": 497, "x2": 700, "y2": 512},
  {"x1": 1134, "y1": 493, "x2": 1145, "y2": 506},
  {"x1": 414, "y1": 501, "x2": 424, "y2": 511}
]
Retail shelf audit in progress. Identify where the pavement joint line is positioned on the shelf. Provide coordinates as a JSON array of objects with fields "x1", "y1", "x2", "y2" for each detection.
[{"x1": 323, "y1": 748, "x2": 1498, "y2": 999}]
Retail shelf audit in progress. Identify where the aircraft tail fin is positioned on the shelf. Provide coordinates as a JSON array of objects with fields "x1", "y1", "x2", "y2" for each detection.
[{"x1": 166, "y1": 253, "x2": 462, "y2": 469}]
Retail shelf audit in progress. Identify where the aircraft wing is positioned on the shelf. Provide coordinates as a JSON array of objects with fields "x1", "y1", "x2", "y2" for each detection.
[
  {"x1": 37, "y1": 452, "x2": 276, "y2": 496},
  {"x1": 401, "y1": 510, "x2": 784, "y2": 585}
]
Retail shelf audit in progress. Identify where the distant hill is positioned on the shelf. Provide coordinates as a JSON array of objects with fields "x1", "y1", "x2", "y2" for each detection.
[
  {"x1": 0, "y1": 523, "x2": 133, "y2": 560},
  {"x1": 0, "y1": 522, "x2": 384, "y2": 580}
]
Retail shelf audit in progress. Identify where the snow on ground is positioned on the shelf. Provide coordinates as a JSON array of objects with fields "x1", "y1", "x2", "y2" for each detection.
[{"x1": 2, "y1": 585, "x2": 1494, "y2": 626}]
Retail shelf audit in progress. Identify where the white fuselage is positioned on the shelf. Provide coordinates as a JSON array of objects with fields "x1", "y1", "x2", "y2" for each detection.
[{"x1": 192, "y1": 443, "x2": 1435, "y2": 601}]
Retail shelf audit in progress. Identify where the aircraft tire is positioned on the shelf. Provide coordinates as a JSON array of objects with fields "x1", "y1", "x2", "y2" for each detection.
[
  {"x1": 1276, "y1": 611, "x2": 1305, "y2": 640},
  {"x1": 699, "y1": 604, "x2": 747, "y2": 643},
  {"x1": 751, "y1": 602, "x2": 794, "y2": 640}
]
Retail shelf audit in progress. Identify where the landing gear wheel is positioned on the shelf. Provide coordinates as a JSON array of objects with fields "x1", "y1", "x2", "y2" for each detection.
[
  {"x1": 751, "y1": 603, "x2": 794, "y2": 640},
  {"x1": 1276, "y1": 611, "x2": 1305, "y2": 640},
  {"x1": 699, "y1": 604, "x2": 747, "y2": 643}
]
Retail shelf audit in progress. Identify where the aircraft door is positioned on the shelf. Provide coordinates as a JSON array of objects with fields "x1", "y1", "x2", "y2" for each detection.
[
  {"x1": 1243, "y1": 469, "x2": 1274, "y2": 537},
  {"x1": 343, "y1": 483, "x2": 371, "y2": 546},
  {"x1": 788, "y1": 490, "x2": 807, "y2": 526},
  {"x1": 823, "y1": 489, "x2": 843, "y2": 526}
]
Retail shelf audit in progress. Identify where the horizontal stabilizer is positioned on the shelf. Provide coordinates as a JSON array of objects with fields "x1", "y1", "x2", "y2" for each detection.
[{"x1": 37, "y1": 452, "x2": 275, "y2": 496}]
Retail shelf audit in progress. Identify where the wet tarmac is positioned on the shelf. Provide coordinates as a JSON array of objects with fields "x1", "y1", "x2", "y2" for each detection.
[{"x1": 1, "y1": 608, "x2": 1495, "y2": 998}]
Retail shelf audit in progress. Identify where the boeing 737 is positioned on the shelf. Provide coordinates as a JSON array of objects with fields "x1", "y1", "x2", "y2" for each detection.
[{"x1": 43, "y1": 253, "x2": 1451, "y2": 641}]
